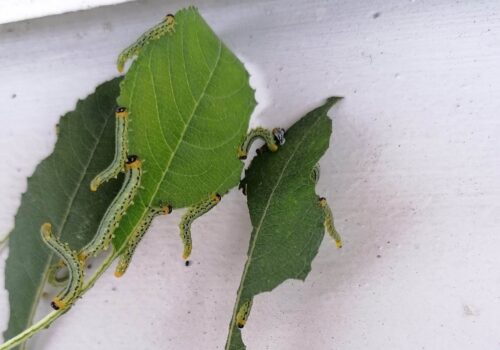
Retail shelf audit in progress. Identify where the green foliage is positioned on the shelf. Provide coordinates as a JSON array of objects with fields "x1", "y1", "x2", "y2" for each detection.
[
  {"x1": 113, "y1": 7, "x2": 255, "y2": 249},
  {"x1": 1, "y1": 7, "x2": 339, "y2": 350},
  {"x1": 3, "y1": 79, "x2": 123, "y2": 349},
  {"x1": 225, "y1": 98, "x2": 340, "y2": 350}
]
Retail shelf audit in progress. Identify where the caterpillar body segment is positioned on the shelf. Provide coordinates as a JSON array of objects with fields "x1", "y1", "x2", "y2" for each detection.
[
  {"x1": 79, "y1": 155, "x2": 142, "y2": 262},
  {"x1": 90, "y1": 107, "x2": 129, "y2": 192},
  {"x1": 40, "y1": 223, "x2": 84, "y2": 310},
  {"x1": 179, "y1": 193, "x2": 221, "y2": 261},
  {"x1": 117, "y1": 14, "x2": 176, "y2": 73},
  {"x1": 319, "y1": 197, "x2": 342, "y2": 248},
  {"x1": 236, "y1": 299, "x2": 253, "y2": 329},
  {"x1": 238, "y1": 127, "x2": 286, "y2": 160},
  {"x1": 115, "y1": 203, "x2": 173, "y2": 277}
]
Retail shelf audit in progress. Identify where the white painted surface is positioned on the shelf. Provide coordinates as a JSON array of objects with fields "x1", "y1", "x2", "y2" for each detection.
[
  {"x1": 1, "y1": 0, "x2": 500, "y2": 349},
  {"x1": 0, "y1": 0, "x2": 136, "y2": 24}
]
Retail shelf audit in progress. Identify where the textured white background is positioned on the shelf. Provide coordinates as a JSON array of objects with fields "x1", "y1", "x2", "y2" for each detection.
[
  {"x1": 1, "y1": 0, "x2": 500, "y2": 349},
  {"x1": 0, "y1": 0, "x2": 136, "y2": 25}
]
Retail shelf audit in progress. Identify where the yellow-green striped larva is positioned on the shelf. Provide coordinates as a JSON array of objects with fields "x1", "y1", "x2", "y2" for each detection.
[
  {"x1": 90, "y1": 107, "x2": 129, "y2": 192},
  {"x1": 117, "y1": 14, "x2": 176, "y2": 73},
  {"x1": 238, "y1": 127, "x2": 286, "y2": 160},
  {"x1": 79, "y1": 155, "x2": 142, "y2": 262},
  {"x1": 40, "y1": 223, "x2": 84, "y2": 310},
  {"x1": 179, "y1": 193, "x2": 221, "y2": 261},
  {"x1": 319, "y1": 197, "x2": 342, "y2": 248},
  {"x1": 236, "y1": 299, "x2": 253, "y2": 329},
  {"x1": 115, "y1": 203, "x2": 173, "y2": 277}
]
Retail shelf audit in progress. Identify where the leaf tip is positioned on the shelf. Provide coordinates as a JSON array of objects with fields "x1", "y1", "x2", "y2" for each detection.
[{"x1": 325, "y1": 96, "x2": 343, "y2": 107}]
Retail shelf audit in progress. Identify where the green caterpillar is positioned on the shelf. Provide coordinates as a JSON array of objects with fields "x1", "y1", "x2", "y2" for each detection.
[
  {"x1": 90, "y1": 107, "x2": 128, "y2": 192},
  {"x1": 310, "y1": 164, "x2": 342, "y2": 248},
  {"x1": 117, "y1": 14, "x2": 176, "y2": 73},
  {"x1": 40, "y1": 223, "x2": 84, "y2": 310},
  {"x1": 238, "y1": 127, "x2": 286, "y2": 160},
  {"x1": 79, "y1": 155, "x2": 142, "y2": 262},
  {"x1": 236, "y1": 299, "x2": 253, "y2": 329},
  {"x1": 115, "y1": 203, "x2": 173, "y2": 277},
  {"x1": 179, "y1": 193, "x2": 221, "y2": 261},
  {"x1": 310, "y1": 164, "x2": 320, "y2": 184},
  {"x1": 319, "y1": 197, "x2": 342, "y2": 248}
]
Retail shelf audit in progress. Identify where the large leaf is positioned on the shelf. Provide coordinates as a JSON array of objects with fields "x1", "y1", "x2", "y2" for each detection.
[
  {"x1": 225, "y1": 98, "x2": 340, "y2": 350},
  {"x1": 114, "y1": 7, "x2": 255, "y2": 249},
  {"x1": 3, "y1": 79, "x2": 123, "y2": 349}
]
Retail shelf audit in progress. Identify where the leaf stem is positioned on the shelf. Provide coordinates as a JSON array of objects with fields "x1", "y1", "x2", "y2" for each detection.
[{"x1": 0, "y1": 252, "x2": 118, "y2": 350}]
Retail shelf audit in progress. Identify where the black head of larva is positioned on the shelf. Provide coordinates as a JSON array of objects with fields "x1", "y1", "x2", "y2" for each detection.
[
  {"x1": 50, "y1": 301, "x2": 60, "y2": 310},
  {"x1": 215, "y1": 193, "x2": 222, "y2": 201},
  {"x1": 116, "y1": 106, "x2": 127, "y2": 113},
  {"x1": 272, "y1": 128, "x2": 286, "y2": 146},
  {"x1": 237, "y1": 323, "x2": 244, "y2": 329},
  {"x1": 126, "y1": 155, "x2": 138, "y2": 164},
  {"x1": 185, "y1": 260, "x2": 190, "y2": 267}
]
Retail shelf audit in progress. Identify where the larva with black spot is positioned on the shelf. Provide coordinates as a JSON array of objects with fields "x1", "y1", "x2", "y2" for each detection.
[
  {"x1": 319, "y1": 197, "x2": 342, "y2": 248},
  {"x1": 236, "y1": 299, "x2": 253, "y2": 329},
  {"x1": 40, "y1": 223, "x2": 84, "y2": 310},
  {"x1": 238, "y1": 127, "x2": 286, "y2": 160},
  {"x1": 117, "y1": 14, "x2": 176, "y2": 73},
  {"x1": 90, "y1": 107, "x2": 129, "y2": 192},
  {"x1": 115, "y1": 203, "x2": 173, "y2": 277},
  {"x1": 179, "y1": 193, "x2": 221, "y2": 261},
  {"x1": 79, "y1": 155, "x2": 142, "y2": 262}
]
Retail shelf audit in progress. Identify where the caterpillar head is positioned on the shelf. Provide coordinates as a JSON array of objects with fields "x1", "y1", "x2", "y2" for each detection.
[
  {"x1": 213, "y1": 193, "x2": 222, "y2": 203},
  {"x1": 165, "y1": 14, "x2": 175, "y2": 25},
  {"x1": 272, "y1": 128, "x2": 286, "y2": 146},
  {"x1": 161, "y1": 204, "x2": 173, "y2": 215},
  {"x1": 50, "y1": 297, "x2": 66, "y2": 311},
  {"x1": 115, "y1": 106, "x2": 128, "y2": 118},
  {"x1": 125, "y1": 155, "x2": 141, "y2": 169},
  {"x1": 40, "y1": 223, "x2": 53, "y2": 240},
  {"x1": 319, "y1": 197, "x2": 327, "y2": 207}
]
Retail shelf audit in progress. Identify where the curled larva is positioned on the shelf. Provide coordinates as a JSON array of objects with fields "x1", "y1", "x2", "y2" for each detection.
[
  {"x1": 115, "y1": 203, "x2": 173, "y2": 278},
  {"x1": 310, "y1": 164, "x2": 320, "y2": 184},
  {"x1": 238, "y1": 127, "x2": 286, "y2": 160},
  {"x1": 117, "y1": 13, "x2": 176, "y2": 73},
  {"x1": 40, "y1": 223, "x2": 84, "y2": 310},
  {"x1": 79, "y1": 155, "x2": 142, "y2": 262},
  {"x1": 90, "y1": 107, "x2": 129, "y2": 192},
  {"x1": 236, "y1": 299, "x2": 253, "y2": 329},
  {"x1": 319, "y1": 197, "x2": 342, "y2": 248},
  {"x1": 180, "y1": 193, "x2": 221, "y2": 260}
]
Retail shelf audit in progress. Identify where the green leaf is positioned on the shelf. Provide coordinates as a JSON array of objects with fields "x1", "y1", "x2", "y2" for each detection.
[
  {"x1": 3, "y1": 78, "x2": 123, "y2": 349},
  {"x1": 113, "y1": 7, "x2": 255, "y2": 250},
  {"x1": 225, "y1": 97, "x2": 341, "y2": 350}
]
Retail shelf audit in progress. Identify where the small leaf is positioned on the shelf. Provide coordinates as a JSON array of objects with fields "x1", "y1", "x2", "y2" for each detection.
[
  {"x1": 3, "y1": 78, "x2": 123, "y2": 349},
  {"x1": 225, "y1": 97, "x2": 341, "y2": 350}
]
